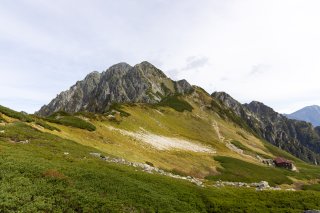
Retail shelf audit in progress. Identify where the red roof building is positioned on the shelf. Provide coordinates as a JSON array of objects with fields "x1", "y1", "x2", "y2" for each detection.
[{"x1": 273, "y1": 157, "x2": 293, "y2": 169}]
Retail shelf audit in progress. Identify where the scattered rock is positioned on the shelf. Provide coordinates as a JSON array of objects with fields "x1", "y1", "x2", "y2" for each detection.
[
  {"x1": 107, "y1": 114, "x2": 116, "y2": 120},
  {"x1": 16, "y1": 140, "x2": 29, "y2": 144},
  {"x1": 258, "y1": 156, "x2": 275, "y2": 167},
  {"x1": 0, "y1": 130, "x2": 5, "y2": 134},
  {"x1": 90, "y1": 152, "x2": 101, "y2": 157},
  {"x1": 226, "y1": 142, "x2": 243, "y2": 155},
  {"x1": 256, "y1": 181, "x2": 270, "y2": 191},
  {"x1": 214, "y1": 180, "x2": 284, "y2": 191},
  {"x1": 64, "y1": 152, "x2": 69, "y2": 155},
  {"x1": 90, "y1": 152, "x2": 203, "y2": 187},
  {"x1": 291, "y1": 164, "x2": 298, "y2": 172}
]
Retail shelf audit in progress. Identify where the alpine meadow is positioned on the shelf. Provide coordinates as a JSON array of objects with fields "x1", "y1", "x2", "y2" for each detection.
[{"x1": 1, "y1": 1, "x2": 320, "y2": 212}]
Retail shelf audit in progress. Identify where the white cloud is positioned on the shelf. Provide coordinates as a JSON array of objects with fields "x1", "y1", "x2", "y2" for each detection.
[{"x1": 0, "y1": 0, "x2": 320, "y2": 113}]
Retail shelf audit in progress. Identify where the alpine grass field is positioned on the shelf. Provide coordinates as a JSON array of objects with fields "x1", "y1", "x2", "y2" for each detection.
[{"x1": 1, "y1": 88, "x2": 320, "y2": 212}]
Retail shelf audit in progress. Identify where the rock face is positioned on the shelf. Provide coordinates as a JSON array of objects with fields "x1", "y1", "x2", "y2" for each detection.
[
  {"x1": 285, "y1": 105, "x2": 320, "y2": 127},
  {"x1": 212, "y1": 92, "x2": 320, "y2": 164},
  {"x1": 37, "y1": 61, "x2": 193, "y2": 116}
]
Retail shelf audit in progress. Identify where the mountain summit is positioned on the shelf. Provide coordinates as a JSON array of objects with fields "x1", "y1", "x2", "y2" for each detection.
[
  {"x1": 37, "y1": 61, "x2": 193, "y2": 116},
  {"x1": 285, "y1": 105, "x2": 320, "y2": 127}
]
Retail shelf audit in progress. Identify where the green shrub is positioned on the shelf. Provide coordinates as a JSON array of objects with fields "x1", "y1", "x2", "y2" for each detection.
[
  {"x1": 158, "y1": 95, "x2": 193, "y2": 112},
  {"x1": 0, "y1": 105, "x2": 34, "y2": 122},
  {"x1": 302, "y1": 184, "x2": 320, "y2": 191},
  {"x1": 230, "y1": 140, "x2": 252, "y2": 152},
  {"x1": 45, "y1": 112, "x2": 96, "y2": 131},
  {"x1": 0, "y1": 114, "x2": 5, "y2": 122},
  {"x1": 35, "y1": 120, "x2": 60, "y2": 132}
]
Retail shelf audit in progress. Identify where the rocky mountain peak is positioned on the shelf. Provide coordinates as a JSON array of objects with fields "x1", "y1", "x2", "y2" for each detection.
[
  {"x1": 211, "y1": 91, "x2": 245, "y2": 117},
  {"x1": 212, "y1": 92, "x2": 241, "y2": 108},
  {"x1": 245, "y1": 101, "x2": 274, "y2": 114},
  {"x1": 175, "y1": 79, "x2": 194, "y2": 94},
  {"x1": 244, "y1": 101, "x2": 282, "y2": 121},
  {"x1": 36, "y1": 61, "x2": 193, "y2": 116},
  {"x1": 134, "y1": 61, "x2": 167, "y2": 79}
]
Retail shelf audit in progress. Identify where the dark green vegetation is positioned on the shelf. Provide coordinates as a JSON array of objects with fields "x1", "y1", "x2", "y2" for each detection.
[
  {"x1": 302, "y1": 184, "x2": 320, "y2": 191},
  {"x1": 45, "y1": 112, "x2": 96, "y2": 131},
  {"x1": 230, "y1": 140, "x2": 252, "y2": 153},
  {"x1": 0, "y1": 105, "x2": 33, "y2": 122},
  {"x1": 0, "y1": 114, "x2": 5, "y2": 122},
  {"x1": 1, "y1": 123, "x2": 320, "y2": 212},
  {"x1": 35, "y1": 119, "x2": 61, "y2": 132},
  {"x1": 108, "y1": 103, "x2": 131, "y2": 117},
  {"x1": 158, "y1": 95, "x2": 193, "y2": 112},
  {"x1": 208, "y1": 156, "x2": 293, "y2": 186},
  {"x1": 209, "y1": 155, "x2": 320, "y2": 187}
]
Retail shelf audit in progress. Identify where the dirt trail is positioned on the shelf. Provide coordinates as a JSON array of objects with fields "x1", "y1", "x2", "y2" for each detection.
[{"x1": 212, "y1": 120, "x2": 225, "y2": 142}]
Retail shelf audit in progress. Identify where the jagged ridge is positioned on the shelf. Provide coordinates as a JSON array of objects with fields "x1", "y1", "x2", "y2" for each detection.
[
  {"x1": 37, "y1": 61, "x2": 193, "y2": 116},
  {"x1": 212, "y1": 92, "x2": 320, "y2": 164}
]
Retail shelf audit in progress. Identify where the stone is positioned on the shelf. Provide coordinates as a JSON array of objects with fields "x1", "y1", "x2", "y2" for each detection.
[
  {"x1": 256, "y1": 181, "x2": 270, "y2": 190},
  {"x1": 90, "y1": 152, "x2": 101, "y2": 157}
]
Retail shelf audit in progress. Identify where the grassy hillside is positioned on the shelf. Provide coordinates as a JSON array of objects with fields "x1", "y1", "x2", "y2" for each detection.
[
  {"x1": 1, "y1": 91, "x2": 320, "y2": 211},
  {"x1": 0, "y1": 105, "x2": 33, "y2": 122},
  {"x1": 1, "y1": 121, "x2": 320, "y2": 212},
  {"x1": 36, "y1": 88, "x2": 320, "y2": 183},
  {"x1": 208, "y1": 156, "x2": 293, "y2": 186}
]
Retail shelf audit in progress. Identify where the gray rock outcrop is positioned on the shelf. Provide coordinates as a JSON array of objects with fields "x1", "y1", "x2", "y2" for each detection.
[
  {"x1": 37, "y1": 61, "x2": 193, "y2": 116},
  {"x1": 212, "y1": 92, "x2": 320, "y2": 164}
]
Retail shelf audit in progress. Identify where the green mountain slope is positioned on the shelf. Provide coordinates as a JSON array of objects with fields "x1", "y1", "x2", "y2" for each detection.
[{"x1": 1, "y1": 106, "x2": 320, "y2": 212}]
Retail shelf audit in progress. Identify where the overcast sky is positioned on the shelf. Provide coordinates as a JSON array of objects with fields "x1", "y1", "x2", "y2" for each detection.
[{"x1": 1, "y1": 0, "x2": 320, "y2": 113}]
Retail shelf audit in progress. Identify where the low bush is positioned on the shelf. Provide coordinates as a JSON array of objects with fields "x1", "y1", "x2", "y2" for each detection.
[
  {"x1": 0, "y1": 105, "x2": 34, "y2": 122},
  {"x1": 45, "y1": 112, "x2": 96, "y2": 131},
  {"x1": 302, "y1": 184, "x2": 320, "y2": 191},
  {"x1": 158, "y1": 95, "x2": 193, "y2": 112},
  {"x1": 35, "y1": 120, "x2": 61, "y2": 132}
]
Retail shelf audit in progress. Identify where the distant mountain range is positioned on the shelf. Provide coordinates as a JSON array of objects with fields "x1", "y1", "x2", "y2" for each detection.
[{"x1": 285, "y1": 105, "x2": 320, "y2": 127}]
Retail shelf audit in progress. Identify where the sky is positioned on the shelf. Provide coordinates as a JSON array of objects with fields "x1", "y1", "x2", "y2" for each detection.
[{"x1": 0, "y1": 0, "x2": 320, "y2": 114}]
